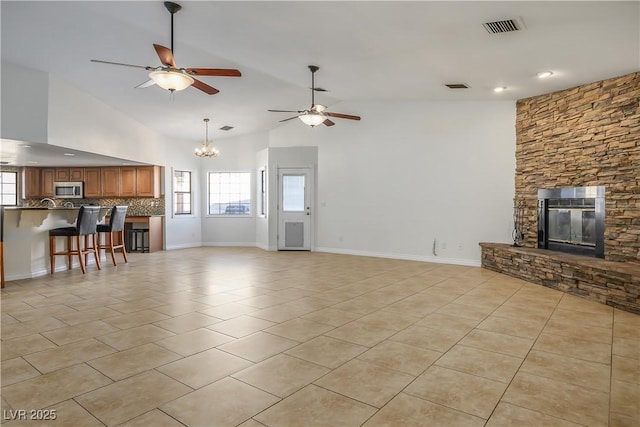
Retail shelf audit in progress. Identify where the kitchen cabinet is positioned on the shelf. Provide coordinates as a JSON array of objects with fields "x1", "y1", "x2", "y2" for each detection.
[
  {"x1": 119, "y1": 167, "x2": 137, "y2": 197},
  {"x1": 84, "y1": 168, "x2": 102, "y2": 197},
  {"x1": 136, "y1": 166, "x2": 160, "y2": 198},
  {"x1": 22, "y1": 165, "x2": 162, "y2": 199},
  {"x1": 22, "y1": 167, "x2": 41, "y2": 198},
  {"x1": 101, "y1": 167, "x2": 120, "y2": 197},
  {"x1": 41, "y1": 168, "x2": 55, "y2": 197},
  {"x1": 55, "y1": 168, "x2": 84, "y2": 182}
]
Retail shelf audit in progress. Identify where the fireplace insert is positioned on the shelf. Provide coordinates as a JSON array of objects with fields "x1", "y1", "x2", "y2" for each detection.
[{"x1": 537, "y1": 186, "x2": 605, "y2": 258}]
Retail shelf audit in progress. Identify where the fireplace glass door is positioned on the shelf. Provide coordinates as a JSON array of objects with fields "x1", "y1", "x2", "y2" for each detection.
[
  {"x1": 538, "y1": 186, "x2": 604, "y2": 258},
  {"x1": 547, "y1": 207, "x2": 596, "y2": 247}
]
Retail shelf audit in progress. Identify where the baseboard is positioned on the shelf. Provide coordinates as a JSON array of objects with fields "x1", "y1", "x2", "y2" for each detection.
[
  {"x1": 314, "y1": 246, "x2": 481, "y2": 267},
  {"x1": 165, "y1": 242, "x2": 203, "y2": 250},
  {"x1": 202, "y1": 242, "x2": 258, "y2": 247},
  {"x1": 5, "y1": 256, "x2": 105, "y2": 282}
]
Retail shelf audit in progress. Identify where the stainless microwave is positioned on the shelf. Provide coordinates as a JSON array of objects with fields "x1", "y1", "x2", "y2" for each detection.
[{"x1": 53, "y1": 182, "x2": 83, "y2": 198}]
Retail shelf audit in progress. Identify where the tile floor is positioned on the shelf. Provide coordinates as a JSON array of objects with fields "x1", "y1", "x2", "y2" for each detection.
[{"x1": 1, "y1": 247, "x2": 638, "y2": 426}]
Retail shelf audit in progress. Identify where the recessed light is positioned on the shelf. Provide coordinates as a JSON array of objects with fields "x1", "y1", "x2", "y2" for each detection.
[
  {"x1": 63, "y1": 153, "x2": 75, "y2": 156},
  {"x1": 494, "y1": 86, "x2": 507, "y2": 93},
  {"x1": 27, "y1": 161, "x2": 38, "y2": 164},
  {"x1": 537, "y1": 71, "x2": 554, "y2": 79},
  {"x1": 20, "y1": 144, "x2": 31, "y2": 148}
]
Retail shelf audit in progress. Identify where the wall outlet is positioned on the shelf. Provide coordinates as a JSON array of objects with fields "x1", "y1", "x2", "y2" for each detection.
[{"x1": 441, "y1": 241, "x2": 447, "y2": 250}]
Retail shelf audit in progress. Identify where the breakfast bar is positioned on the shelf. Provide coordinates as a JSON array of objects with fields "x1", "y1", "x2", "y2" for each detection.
[{"x1": 3, "y1": 207, "x2": 110, "y2": 280}]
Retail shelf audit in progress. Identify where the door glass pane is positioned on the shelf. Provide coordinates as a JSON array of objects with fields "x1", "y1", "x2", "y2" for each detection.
[{"x1": 282, "y1": 175, "x2": 305, "y2": 212}]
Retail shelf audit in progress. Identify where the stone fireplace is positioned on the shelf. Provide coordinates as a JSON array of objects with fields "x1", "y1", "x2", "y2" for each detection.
[
  {"x1": 537, "y1": 186, "x2": 605, "y2": 258},
  {"x1": 481, "y1": 71, "x2": 640, "y2": 314}
]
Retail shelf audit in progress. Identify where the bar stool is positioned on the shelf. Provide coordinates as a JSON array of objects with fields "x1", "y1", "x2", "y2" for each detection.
[
  {"x1": 49, "y1": 206, "x2": 101, "y2": 274},
  {"x1": 129, "y1": 228, "x2": 149, "y2": 253},
  {"x1": 1, "y1": 206, "x2": 4, "y2": 288},
  {"x1": 97, "y1": 206, "x2": 128, "y2": 266}
]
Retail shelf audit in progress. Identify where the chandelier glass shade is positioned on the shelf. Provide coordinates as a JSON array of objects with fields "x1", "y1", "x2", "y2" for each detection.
[
  {"x1": 149, "y1": 70, "x2": 194, "y2": 92},
  {"x1": 195, "y1": 118, "x2": 220, "y2": 158}
]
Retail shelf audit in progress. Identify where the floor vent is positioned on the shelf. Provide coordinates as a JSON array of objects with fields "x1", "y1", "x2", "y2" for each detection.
[
  {"x1": 219, "y1": 126, "x2": 234, "y2": 131},
  {"x1": 483, "y1": 19, "x2": 522, "y2": 34},
  {"x1": 445, "y1": 83, "x2": 470, "y2": 89}
]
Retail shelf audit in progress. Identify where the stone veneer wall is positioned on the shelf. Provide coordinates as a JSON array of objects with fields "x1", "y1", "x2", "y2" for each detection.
[{"x1": 515, "y1": 72, "x2": 640, "y2": 264}]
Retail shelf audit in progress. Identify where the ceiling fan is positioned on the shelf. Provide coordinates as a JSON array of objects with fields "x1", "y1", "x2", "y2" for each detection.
[
  {"x1": 90, "y1": 1, "x2": 241, "y2": 95},
  {"x1": 269, "y1": 65, "x2": 361, "y2": 127}
]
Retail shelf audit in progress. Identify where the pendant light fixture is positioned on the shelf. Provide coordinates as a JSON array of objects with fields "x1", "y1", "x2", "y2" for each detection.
[{"x1": 195, "y1": 118, "x2": 220, "y2": 158}]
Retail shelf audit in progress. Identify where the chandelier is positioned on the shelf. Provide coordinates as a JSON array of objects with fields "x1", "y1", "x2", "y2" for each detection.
[{"x1": 195, "y1": 118, "x2": 220, "y2": 158}]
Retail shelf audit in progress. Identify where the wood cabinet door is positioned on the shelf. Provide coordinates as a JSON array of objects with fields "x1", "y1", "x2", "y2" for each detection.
[
  {"x1": 41, "y1": 168, "x2": 55, "y2": 197},
  {"x1": 70, "y1": 168, "x2": 84, "y2": 181},
  {"x1": 101, "y1": 167, "x2": 120, "y2": 197},
  {"x1": 119, "y1": 167, "x2": 137, "y2": 197},
  {"x1": 22, "y1": 167, "x2": 41, "y2": 198},
  {"x1": 136, "y1": 166, "x2": 159, "y2": 198},
  {"x1": 84, "y1": 168, "x2": 102, "y2": 197},
  {"x1": 55, "y1": 168, "x2": 70, "y2": 182}
]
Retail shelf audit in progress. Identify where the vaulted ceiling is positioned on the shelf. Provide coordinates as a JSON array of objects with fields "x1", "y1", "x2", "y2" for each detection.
[{"x1": 1, "y1": 1, "x2": 638, "y2": 164}]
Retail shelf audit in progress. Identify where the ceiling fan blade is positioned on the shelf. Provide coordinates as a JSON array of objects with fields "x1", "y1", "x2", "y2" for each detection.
[
  {"x1": 191, "y1": 78, "x2": 219, "y2": 95},
  {"x1": 185, "y1": 68, "x2": 242, "y2": 77},
  {"x1": 268, "y1": 109, "x2": 304, "y2": 113},
  {"x1": 135, "y1": 79, "x2": 156, "y2": 89},
  {"x1": 324, "y1": 112, "x2": 362, "y2": 121},
  {"x1": 323, "y1": 119, "x2": 336, "y2": 127},
  {"x1": 90, "y1": 59, "x2": 152, "y2": 70},
  {"x1": 153, "y1": 44, "x2": 177, "y2": 68},
  {"x1": 279, "y1": 116, "x2": 300, "y2": 123}
]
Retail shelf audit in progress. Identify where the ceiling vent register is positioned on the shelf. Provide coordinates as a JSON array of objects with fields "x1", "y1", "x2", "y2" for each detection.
[
  {"x1": 445, "y1": 84, "x2": 470, "y2": 89},
  {"x1": 483, "y1": 19, "x2": 521, "y2": 34}
]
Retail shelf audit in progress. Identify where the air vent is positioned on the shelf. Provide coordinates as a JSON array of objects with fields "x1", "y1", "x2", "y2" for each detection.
[
  {"x1": 445, "y1": 83, "x2": 470, "y2": 89},
  {"x1": 483, "y1": 19, "x2": 521, "y2": 34},
  {"x1": 219, "y1": 126, "x2": 234, "y2": 131}
]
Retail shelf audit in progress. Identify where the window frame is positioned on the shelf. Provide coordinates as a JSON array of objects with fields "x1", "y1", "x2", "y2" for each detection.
[
  {"x1": 0, "y1": 171, "x2": 18, "y2": 206},
  {"x1": 172, "y1": 170, "x2": 193, "y2": 216},
  {"x1": 207, "y1": 171, "x2": 253, "y2": 217},
  {"x1": 258, "y1": 167, "x2": 267, "y2": 217}
]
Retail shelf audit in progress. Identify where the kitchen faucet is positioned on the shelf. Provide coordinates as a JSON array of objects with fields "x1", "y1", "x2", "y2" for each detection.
[
  {"x1": 63, "y1": 202, "x2": 74, "y2": 208},
  {"x1": 40, "y1": 198, "x2": 57, "y2": 207}
]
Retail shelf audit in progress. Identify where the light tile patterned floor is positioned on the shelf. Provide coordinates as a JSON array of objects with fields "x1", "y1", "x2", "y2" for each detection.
[{"x1": 1, "y1": 247, "x2": 639, "y2": 426}]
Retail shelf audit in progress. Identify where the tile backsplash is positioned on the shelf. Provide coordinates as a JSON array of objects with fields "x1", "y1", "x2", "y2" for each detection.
[{"x1": 23, "y1": 197, "x2": 165, "y2": 216}]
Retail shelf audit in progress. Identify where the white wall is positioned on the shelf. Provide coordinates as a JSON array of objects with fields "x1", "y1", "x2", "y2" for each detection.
[
  {"x1": 269, "y1": 100, "x2": 516, "y2": 266},
  {"x1": 163, "y1": 137, "x2": 203, "y2": 250},
  {"x1": 255, "y1": 148, "x2": 269, "y2": 250},
  {"x1": 47, "y1": 75, "x2": 164, "y2": 166},
  {"x1": 200, "y1": 131, "x2": 268, "y2": 246},
  {"x1": 1, "y1": 62, "x2": 49, "y2": 143}
]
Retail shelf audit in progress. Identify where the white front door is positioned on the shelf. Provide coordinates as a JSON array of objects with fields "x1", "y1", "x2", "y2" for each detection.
[{"x1": 278, "y1": 168, "x2": 312, "y2": 250}]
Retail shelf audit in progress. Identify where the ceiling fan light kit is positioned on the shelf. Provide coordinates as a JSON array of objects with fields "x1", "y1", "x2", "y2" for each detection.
[
  {"x1": 149, "y1": 69, "x2": 193, "y2": 92},
  {"x1": 90, "y1": 1, "x2": 240, "y2": 96},
  {"x1": 299, "y1": 112, "x2": 327, "y2": 127},
  {"x1": 268, "y1": 65, "x2": 361, "y2": 128},
  {"x1": 195, "y1": 118, "x2": 220, "y2": 158}
]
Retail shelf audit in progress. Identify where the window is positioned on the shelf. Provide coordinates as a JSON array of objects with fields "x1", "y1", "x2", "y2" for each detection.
[
  {"x1": 208, "y1": 172, "x2": 251, "y2": 215},
  {"x1": 0, "y1": 171, "x2": 18, "y2": 206},
  {"x1": 173, "y1": 170, "x2": 192, "y2": 215},
  {"x1": 259, "y1": 168, "x2": 266, "y2": 216}
]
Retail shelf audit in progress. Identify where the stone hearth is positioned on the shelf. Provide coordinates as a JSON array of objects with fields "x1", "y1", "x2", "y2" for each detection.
[{"x1": 480, "y1": 243, "x2": 640, "y2": 314}]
